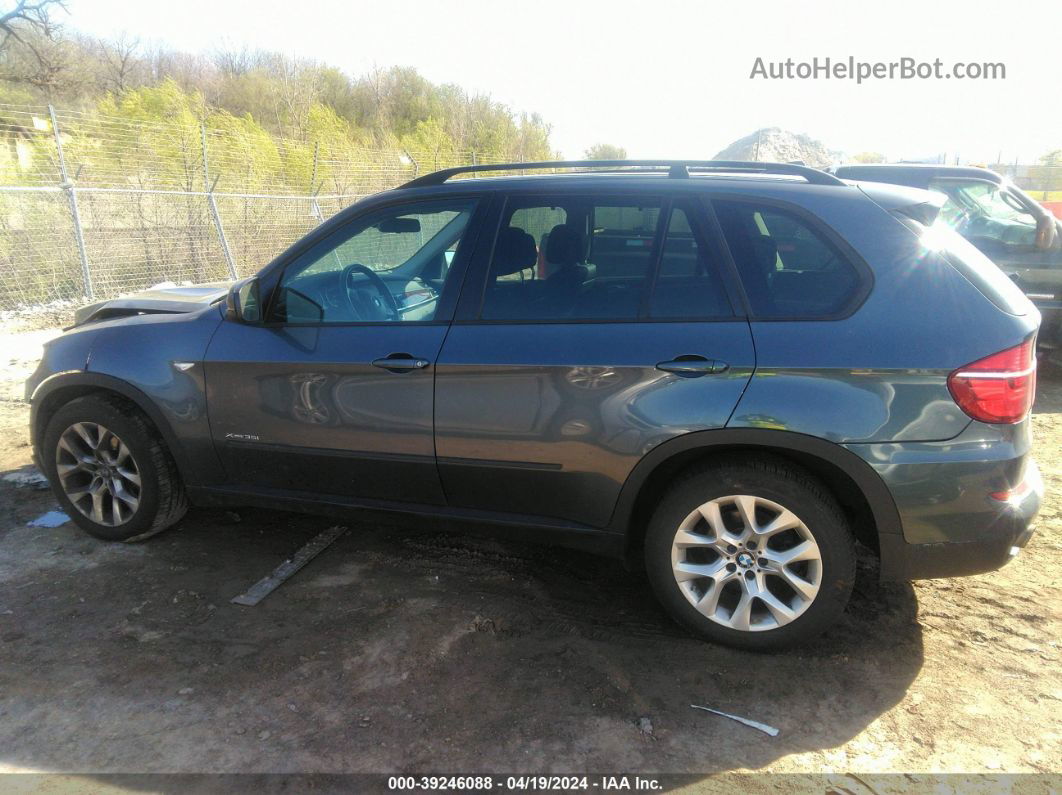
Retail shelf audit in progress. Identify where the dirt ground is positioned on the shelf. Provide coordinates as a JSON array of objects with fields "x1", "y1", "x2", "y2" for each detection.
[{"x1": 0, "y1": 316, "x2": 1060, "y2": 783}]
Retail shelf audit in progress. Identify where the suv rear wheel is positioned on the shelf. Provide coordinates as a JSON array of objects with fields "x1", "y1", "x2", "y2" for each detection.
[
  {"x1": 644, "y1": 457, "x2": 855, "y2": 650},
  {"x1": 41, "y1": 394, "x2": 188, "y2": 542}
]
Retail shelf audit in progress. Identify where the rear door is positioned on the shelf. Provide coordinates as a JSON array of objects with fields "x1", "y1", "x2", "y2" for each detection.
[{"x1": 433, "y1": 190, "x2": 756, "y2": 528}]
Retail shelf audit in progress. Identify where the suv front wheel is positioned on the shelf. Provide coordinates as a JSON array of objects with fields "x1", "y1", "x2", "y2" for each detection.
[
  {"x1": 644, "y1": 457, "x2": 855, "y2": 650},
  {"x1": 40, "y1": 394, "x2": 188, "y2": 542}
]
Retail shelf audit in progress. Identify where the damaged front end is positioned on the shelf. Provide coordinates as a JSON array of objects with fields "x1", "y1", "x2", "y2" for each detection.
[{"x1": 70, "y1": 282, "x2": 231, "y2": 328}]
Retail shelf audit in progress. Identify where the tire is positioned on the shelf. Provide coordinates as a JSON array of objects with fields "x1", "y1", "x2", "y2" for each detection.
[
  {"x1": 40, "y1": 394, "x2": 188, "y2": 542},
  {"x1": 644, "y1": 456, "x2": 855, "y2": 651}
]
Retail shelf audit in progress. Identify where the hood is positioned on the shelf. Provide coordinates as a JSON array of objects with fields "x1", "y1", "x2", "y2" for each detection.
[{"x1": 71, "y1": 282, "x2": 231, "y2": 328}]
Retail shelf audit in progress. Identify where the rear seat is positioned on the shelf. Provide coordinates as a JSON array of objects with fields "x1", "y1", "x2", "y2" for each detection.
[
  {"x1": 589, "y1": 232, "x2": 655, "y2": 279},
  {"x1": 769, "y1": 269, "x2": 856, "y2": 315}
]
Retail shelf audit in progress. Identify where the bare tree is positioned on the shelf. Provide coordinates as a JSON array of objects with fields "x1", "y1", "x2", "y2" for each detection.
[
  {"x1": 146, "y1": 45, "x2": 209, "y2": 93},
  {"x1": 0, "y1": 0, "x2": 73, "y2": 98},
  {"x1": 268, "y1": 56, "x2": 322, "y2": 139},
  {"x1": 97, "y1": 32, "x2": 141, "y2": 93},
  {"x1": 0, "y1": 0, "x2": 66, "y2": 50},
  {"x1": 211, "y1": 45, "x2": 261, "y2": 78}
]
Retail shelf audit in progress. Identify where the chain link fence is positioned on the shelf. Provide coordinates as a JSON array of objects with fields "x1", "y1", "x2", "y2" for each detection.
[
  {"x1": 0, "y1": 103, "x2": 518, "y2": 309},
  {"x1": 5, "y1": 104, "x2": 1059, "y2": 311},
  {"x1": 1000, "y1": 165, "x2": 1062, "y2": 200}
]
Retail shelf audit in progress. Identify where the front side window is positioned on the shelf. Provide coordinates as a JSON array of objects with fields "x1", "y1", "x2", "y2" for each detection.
[
  {"x1": 713, "y1": 200, "x2": 862, "y2": 318},
  {"x1": 271, "y1": 199, "x2": 476, "y2": 324}
]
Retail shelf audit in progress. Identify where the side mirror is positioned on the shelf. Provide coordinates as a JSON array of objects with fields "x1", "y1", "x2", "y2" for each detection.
[{"x1": 226, "y1": 278, "x2": 262, "y2": 323}]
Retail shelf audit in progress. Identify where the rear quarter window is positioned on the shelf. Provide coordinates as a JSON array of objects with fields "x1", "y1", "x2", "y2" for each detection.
[
  {"x1": 921, "y1": 220, "x2": 1033, "y2": 316},
  {"x1": 712, "y1": 200, "x2": 866, "y2": 318}
]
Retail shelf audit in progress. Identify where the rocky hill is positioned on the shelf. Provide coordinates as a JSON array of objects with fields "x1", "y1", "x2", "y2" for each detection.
[{"x1": 714, "y1": 128, "x2": 838, "y2": 168}]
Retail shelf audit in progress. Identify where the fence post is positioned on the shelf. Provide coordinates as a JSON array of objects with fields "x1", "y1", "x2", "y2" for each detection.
[
  {"x1": 309, "y1": 140, "x2": 325, "y2": 224},
  {"x1": 49, "y1": 105, "x2": 93, "y2": 300},
  {"x1": 311, "y1": 140, "x2": 320, "y2": 192},
  {"x1": 403, "y1": 149, "x2": 419, "y2": 179},
  {"x1": 201, "y1": 123, "x2": 238, "y2": 280}
]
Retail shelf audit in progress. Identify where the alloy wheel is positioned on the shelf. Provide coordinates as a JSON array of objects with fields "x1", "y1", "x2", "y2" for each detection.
[
  {"x1": 55, "y1": 422, "x2": 142, "y2": 526},
  {"x1": 670, "y1": 494, "x2": 822, "y2": 632}
]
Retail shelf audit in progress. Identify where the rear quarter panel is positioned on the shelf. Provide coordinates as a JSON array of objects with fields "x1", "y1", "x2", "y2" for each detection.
[{"x1": 725, "y1": 187, "x2": 1039, "y2": 444}]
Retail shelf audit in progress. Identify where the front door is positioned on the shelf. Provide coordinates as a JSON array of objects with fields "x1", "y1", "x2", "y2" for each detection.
[
  {"x1": 204, "y1": 196, "x2": 481, "y2": 505},
  {"x1": 434, "y1": 193, "x2": 756, "y2": 528}
]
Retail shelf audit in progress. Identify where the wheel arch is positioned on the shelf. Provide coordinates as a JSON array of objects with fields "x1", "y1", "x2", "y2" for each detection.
[
  {"x1": 30, "y1": 372, "x2": 196, "y2": 487},
  {"x1": 608, "y1": 428, "x2": 904, "y2": 569}
]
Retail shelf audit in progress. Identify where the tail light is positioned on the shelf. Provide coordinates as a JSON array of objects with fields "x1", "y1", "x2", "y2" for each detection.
[{"x1": 947, "y1": 338, "x2": 1037, "y2": 424}]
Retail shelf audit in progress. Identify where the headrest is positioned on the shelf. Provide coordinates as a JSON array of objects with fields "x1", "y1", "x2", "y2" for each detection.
[
  {"x1": 749, "y1": 236, "x2": 779, "y2": 273},
  {"x1": 491, "y1": 227, "x2": 538, "y2": 276},
  {"x1": 545, "y1": 224, "x2": 583, "y2": 266}
]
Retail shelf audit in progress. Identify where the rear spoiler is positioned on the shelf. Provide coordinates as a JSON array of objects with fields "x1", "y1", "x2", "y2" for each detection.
[{"x1": 854, "y1": 182, "x2": 948, "y2": 226}]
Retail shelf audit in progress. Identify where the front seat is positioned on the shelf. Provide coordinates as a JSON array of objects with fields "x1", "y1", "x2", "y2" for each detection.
[
  {"x1": 536, "y1": 224, "x2": 589, "y2": 316},
  {"x1": 481, "y1": 227, "x2": 538, "y2": 319}
]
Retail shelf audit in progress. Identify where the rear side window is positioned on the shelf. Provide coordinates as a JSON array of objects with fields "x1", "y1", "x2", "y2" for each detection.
[
  {"x1": 713, "y1": 200, "x2": 863, "y2": 318},
  {"x1": 480, "y1": 196, "x2": 662, "y2": 320},
  {"x1": 479, "y1": 197, "x2": 735, "y2": 321}
]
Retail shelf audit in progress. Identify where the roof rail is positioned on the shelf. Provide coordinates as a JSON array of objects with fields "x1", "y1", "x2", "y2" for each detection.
[{"x1": 400, "y1": 159, "x2": 845, "y2": 188}]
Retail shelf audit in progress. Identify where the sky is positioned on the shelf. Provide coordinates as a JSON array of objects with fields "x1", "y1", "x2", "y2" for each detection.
[{"x1": 64, "y1": 0, "x2": 1060, "y2": 163}]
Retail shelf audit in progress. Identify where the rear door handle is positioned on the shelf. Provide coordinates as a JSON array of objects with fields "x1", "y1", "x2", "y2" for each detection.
[
  {"x1": 656, "y1": 356, "x2": 729, "y2": 377},
  {"x1": 372, "y1": 354, "x2": 431, "y2": 372}
]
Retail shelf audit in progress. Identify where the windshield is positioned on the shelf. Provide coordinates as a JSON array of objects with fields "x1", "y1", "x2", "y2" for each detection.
[
  {"x1": 306, "y1": 208, "x2": 470, "y2": 276},
  {"x1": 932, "y1": 179, "x2": 1038, "y2": 247}
]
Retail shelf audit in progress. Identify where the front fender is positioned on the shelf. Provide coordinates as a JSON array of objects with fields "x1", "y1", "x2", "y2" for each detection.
[
  {"x1": 30, "y1": 370, "x2": 222, "y2": 489},
  {"x1": 30, "y1": 307, "x2": 226, "y2": 488}
]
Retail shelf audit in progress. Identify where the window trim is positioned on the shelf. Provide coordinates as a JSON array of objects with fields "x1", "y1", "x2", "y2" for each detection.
[
  {"x1": 460, "y1": 192, "x2": 742, "y2": 326},
  {"x1": 702, "y1": 194, "x2": 875, "y2": 322},
  {"x1": 260, "y1": 194, "x2": 486, "y2": 328},
  {"x1": 643, "y1": 198, "x2": 739, "y2": 321}
]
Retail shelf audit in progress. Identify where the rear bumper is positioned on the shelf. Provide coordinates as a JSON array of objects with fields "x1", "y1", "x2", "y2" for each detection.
[
  {"x1": 846, "y1": 422, "x2": 1043, "y2": 581},
  {"x1": 878, "y1": 459, "x2": 1041, "y2": 580}
]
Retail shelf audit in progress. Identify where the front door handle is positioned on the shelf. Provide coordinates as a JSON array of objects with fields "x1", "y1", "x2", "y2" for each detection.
[
  {"x1": 372, "y1": 354, "x2": 431, "y2": 373},
  {"x1": 656, "y1": 355, "x2": 729, "y2": 377}
]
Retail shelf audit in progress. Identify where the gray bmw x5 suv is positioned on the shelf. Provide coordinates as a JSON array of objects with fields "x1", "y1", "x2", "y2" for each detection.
[{"x1": 26, "y1": 159, "x2": 1043, "y2": 650}]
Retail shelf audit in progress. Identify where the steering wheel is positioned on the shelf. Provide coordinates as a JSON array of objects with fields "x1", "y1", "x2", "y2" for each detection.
[
  {"x1": 949, "y1": 207, "x2": 973, "y2": 233},
  {"x1": 341, "y1": 263, "x2": 401, "y2": 322}
]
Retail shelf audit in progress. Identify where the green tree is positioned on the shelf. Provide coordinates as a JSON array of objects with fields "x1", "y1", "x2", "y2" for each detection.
[
  {"x1": 851, "y1": 151, "x2": 886, "y2": 163},
  {"x1": 584, "y1": 143, "x2": 627, "y2": 160},
  {"x1": 0, "y1": 25, "x2": 561, "y2": 185}
]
